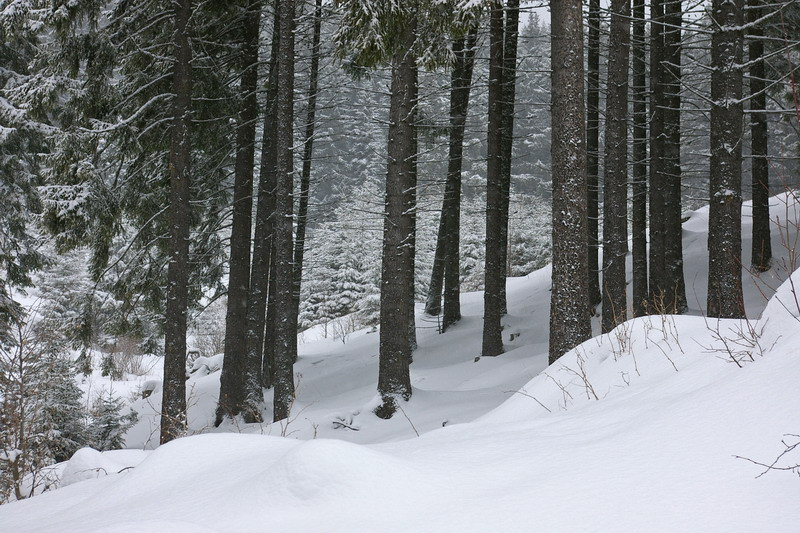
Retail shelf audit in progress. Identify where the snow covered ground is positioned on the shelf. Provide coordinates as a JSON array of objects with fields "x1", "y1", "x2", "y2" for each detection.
[{"x1": 1, "y1": 194, "x2": 799, "y2": 531}]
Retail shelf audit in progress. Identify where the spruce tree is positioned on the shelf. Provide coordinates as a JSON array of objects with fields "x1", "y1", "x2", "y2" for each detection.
[
  {"x1": 707, "y1": 0, "x2": 746, "y2": 318},
  {"x1": 601, "y1": 0, "x2": 631, "y2": 333},
  {"x1": 549, "y1": 0, "x2": 591, "y2": 363}
]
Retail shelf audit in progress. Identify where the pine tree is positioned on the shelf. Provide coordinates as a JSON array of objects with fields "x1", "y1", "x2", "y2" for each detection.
[
  {"x1": 662, "y1": 0, "x2": 686, "y2": 313},
  {"x1": 271, "y1": 0, "x2": 297, "y2": 422},
  {"x1": 707, "y1": 0, "x2": 746, "y2": 318},
  {"x1": 601, "y1": 0, "x2": 631, "y2": 333},
  {"x1": 549, "y1": 0, "x2": 591, "y2": 363},
  {"x1": 748, "y1": 0, "x2": 772, "y2": 272},
  {"x1": 482, "y1": 0, "x2": 506, "y2": 357},
  {"x1": 586, "y1": 0, "x2": 602, "y2": 310},
  {"x1": 219, "y1": 0, "x2": 262, "y2": 423},
  {"x1": 631, "y1": 0, "x2": 648, "y2": 317},
  {"x1": 335, "y1": 0, "x2": 476, "y2": 417}
]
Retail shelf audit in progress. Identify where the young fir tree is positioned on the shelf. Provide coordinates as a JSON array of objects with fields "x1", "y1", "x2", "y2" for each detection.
[{"x1": 89, "y1": 393, "x2": 138, "y2": 451}]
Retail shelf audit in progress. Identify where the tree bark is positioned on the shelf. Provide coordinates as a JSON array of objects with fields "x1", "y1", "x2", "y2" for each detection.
[
  {"x1": 631, "y1": 0, "x2": 648, "y2": 317},
  {"x1": 442, "y1": 28, "x2": 478, "y2": 332},
  {"x1": 482, "y1": 0, "x2": 506, "y2": 358},
  {"x1": 662, "y1": 0, "x2": 686, "y2": 313},
  {"x1": 749, "y1": 0, "x2": 771, "y2": 272},
  {"x1": 160, "y1": 0, "x2": 192, "y2": 445},
  {"x1": 549, "y1": 0, "x2": 591, "y2": 363},
  {"x1": 292, "y1": 0, "x2": 322, "y2": 346},
  {"x1": 426, "y1": 27, "x2": 478, "y2": 329},
  {"x1": 498, "y1": 0, "x2": 519, "y2": 315},
  {"x1": 601, "y1": 0, "x2": 631, "y2": 333},
  {"x1": 586, "y1": 0, "x2": 602, "y2": 309},
  {"x1": 707, "y1": 0, "x2": 745, "y2": 318},
  {"x1": 218, "y1": 0, "x2": 260, "y2": 424},
  {"x1": 648, "y1": 0, "x2": 666, "y2": 310},
  {"x1": 272, "y1": 0, "x2": 296, "y2": 422},
  {"x1": 376, "y1": 13, "x2": 417, "y2": 418},
  {"x1": 242, "y1": 1, "x2": 280, "y2": 424}
]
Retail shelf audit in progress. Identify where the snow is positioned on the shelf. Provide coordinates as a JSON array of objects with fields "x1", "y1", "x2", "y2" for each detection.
[{"x1": 1, "y1": 193, "x2": 799, "y2": 531}]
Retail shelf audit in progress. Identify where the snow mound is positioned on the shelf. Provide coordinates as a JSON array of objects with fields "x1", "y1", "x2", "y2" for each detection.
[{"x1": 60, "y1": 448, "x2": 150, "y2": 488}]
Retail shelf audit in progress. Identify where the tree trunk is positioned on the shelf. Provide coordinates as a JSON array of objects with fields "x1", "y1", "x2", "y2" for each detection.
[
  {"x1": 631, "y1": 0, "x2": 648, "y2": 317},
  {"x1": 218, "y1": 1, "x2": 260, "y2": 424},
  {"x1": 749, "y1": 0, "x2": 771, "y2": 272},
  {"x1": 160, "y1": 0, "x2": 192, "y2": 445},
  {"x1": 662, "y1": 0, "x2": 686, "y2": 313},
  {"x1": 242, "y1": 1, "x2": 280, "y2": 424},
  {"x1": 425, "y1": 202, "x2": 447, "y2": 317},
  {"x1": 292, "y1": 0, "x2": 322, "y2": 346},
  {"x1": 482, "y1": 0, "x2": 506, "y2": 358},
  {"x1": 648, "y1": 0, "x2": 666, "y2": 310},
  {"x1": 586, "y1": 0, "x2": 602, "y2": 309},
  {"x1": 549, "y1": 0, "x2": 591, "y2": 363},
  {"x1": 376, "y1": 14, "x2": 417, "y2": 418},
  {"x1": 707, "y1": 0, "x2": 745, "y2": 318},
  {"x1": 272, "y1": 0, "x2": 296, "y2": 422},
  {"x1": 426, "y1": 27, "x2": 478, "y2": 326},
  {"x1": 443, "y1": 28, "x2": 478, "y2": 332},
  {"x1": 601, "y1": 0, "x2": 631, "y2": 333},
  {"x1": 498, "y1": 0, "x2": 519, "y2": 315}
]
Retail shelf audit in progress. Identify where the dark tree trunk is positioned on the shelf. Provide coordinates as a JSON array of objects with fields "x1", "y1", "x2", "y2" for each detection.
[
  {"x1": 498, "y1": 0, "x2": 519, "y2": 315},
  {"x1": 292, "y1": 0, "x2": 322, "y2": 344},
  {"x1": 160, "y1": 0, "x2": 192, "y2": 445},
  {"x1": 708, "y1": 0, "x2": 745, "y2": 318},
  {"x1": 648, "y1": 0, "x2": 666, "y2": 310},
  {"x1": 482, "y1": 0, "x2": 506, "y2": 358},
  {"x1": 218, "y1": 1, "x2": 260, "y2": 424},
  {"x1": 425, "y1": 202, "x2": 447, "y2": 317},
  {"x1": 376, "y1": 14, "x2": 417, "y2": 419},
  {"x1": 247, "y1": 5, "x2": 280, "y2": 401},
  {"x1": 263, "y1": 256, "x2": 277, "y2": 387},
  {"x1": 442, "y1": 28, "x2": 478, "y2": 332},
  {"x1": 586, "y1": 0, "x2": 602, "y2": 309},
  {"x1": 662, "y1": 0, "x2": 686, "y2": 313},
  {"x1": 601, "y1": 0, "x2": 631, "y2": 333},
  {"x1": 631, "y1": 0, "x2": 648, "y2": 317},
  {"x1": 549, "y1": 0, "x2": 591, "y2": 363},
  {"x1": 749, "y1": 0, "x2": 771, "y2": 272},
  {"x1": 242, "y1": 1, "x2": 280, "y2": 424},
  {"x1": 272, "y1": 0, "x2": 296, "y2": 422},
  {"x1": 426, "y1": 28, "x2": 478, "y2": 326}
]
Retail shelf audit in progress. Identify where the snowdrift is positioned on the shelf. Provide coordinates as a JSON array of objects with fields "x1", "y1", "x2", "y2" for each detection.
[{"x1": 2, "y1": 193, "x2": 800, "y2": 531}]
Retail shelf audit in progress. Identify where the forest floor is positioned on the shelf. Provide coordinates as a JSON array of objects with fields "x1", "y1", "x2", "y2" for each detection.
[{"x1": 1, "y1": 193, "x2": 799, "y2": 531}]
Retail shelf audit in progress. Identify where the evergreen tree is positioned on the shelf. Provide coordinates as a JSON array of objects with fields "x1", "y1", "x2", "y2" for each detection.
[
  {"x1": 601, "y1": 0, "x2": 631, "y2": 333},
  {"x1": 707, "y1": 0, "x2": 746, "y2": 318},
  {"x1": 549, "y1": 0, "x2": 591, "y2": 363},
  {"x1": 88, "y1": 393, "x2": 137, "y2": 452}
]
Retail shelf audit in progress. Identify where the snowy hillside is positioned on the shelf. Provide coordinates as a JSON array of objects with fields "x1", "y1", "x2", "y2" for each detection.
[{"x1": 1, "y1": 194, "x2": 799, "y2": 531}]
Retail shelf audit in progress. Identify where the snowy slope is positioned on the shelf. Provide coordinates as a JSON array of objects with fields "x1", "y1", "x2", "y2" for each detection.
[{"x1": 1, "y1": 194, "x2": 799, "y2": 531}]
